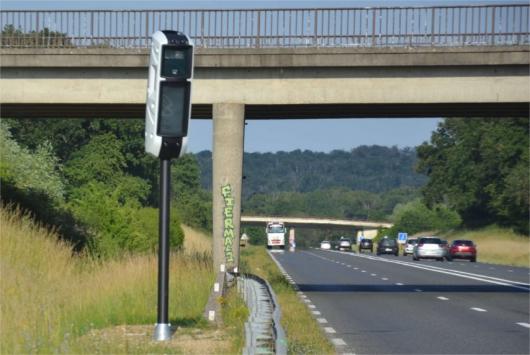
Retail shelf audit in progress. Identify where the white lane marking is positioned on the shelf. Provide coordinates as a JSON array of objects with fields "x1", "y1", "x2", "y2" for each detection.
[
  {"x1": 437, "y1": 296, "x2": 450, "y2": 301},
  {"x1": 516, "y1": 322, "x2": 530, "y2": 329},
  {"x1": 471, "y1": 307, "x2": 487, "y2": 312},
  {"x1": 371, "y1": 273, "x2": 377, "y2": 276},
  {"x1": 414, "y1": 289, "x2": 423, "y2": 292},
  {"x1": 361, "y1": 270, "x2": 366, "y2": 273},
  {"x1": 332, "y1": 338, "x2": 347, "y2": 346},
  {"x1": 382, "y1": 277, "x2": 389, "y2": 281},
  {"x1": 312, "y1": 310, "x2": 321, "y2": 315},
  {"x1": 396, "y1": 283, "x2": 404, "y2": 286},
  {"x1": 324, "y1": 327, "x2": 336, "y2": 334},
  {"x1": 321, "y1": 251, "x2": 530, "y2": 291},
  {"x1": 354, "y1": 267, "x2": 359, "y2": 270},
  {"x1": 308, "y1": 304, "x2": 316, "y2": 309},
  {"x1": 317, "y1": 318, "x2": 328, "y2": 324},
  {"x1": 304, "y1": 299, "x2": 311, "y2": 303}
]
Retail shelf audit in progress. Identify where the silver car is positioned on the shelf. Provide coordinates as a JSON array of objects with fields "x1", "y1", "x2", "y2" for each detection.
[
  {"x1": 403, "y1": 238, "x2": 418, "y2": 256},
  {"x1": 338, "y1": 237, "x2": 352, "y2": 251},
  {"x1": 413, "y1": 237, "x2": 445, "y2": 261},
  {"x1": 320, "y1": 240, "x2": 331, "y2": 250}
]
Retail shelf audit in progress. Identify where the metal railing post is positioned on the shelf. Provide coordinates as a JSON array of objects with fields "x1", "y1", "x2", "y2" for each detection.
[
  {"x1": 313, "y1": 10, "x2": 318, "y2": 46},
  {"x1": 256, "y1": 10, "x2": 261, "y2": 48},
  {"x1": 490, "y1": 7, "x2": 496, "y2": 45}
]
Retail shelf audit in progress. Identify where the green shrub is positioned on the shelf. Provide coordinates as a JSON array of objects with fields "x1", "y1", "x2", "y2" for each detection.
[
  {"x1": 0, "y1": 122, "x2": 64, "y2": 203},
  {"x1": 385, "y1": 199, "x2": 461, "y2": 237}
]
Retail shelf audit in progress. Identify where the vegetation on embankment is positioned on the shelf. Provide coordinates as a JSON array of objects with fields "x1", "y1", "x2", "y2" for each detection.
[
  {"x1": 439, "y1": 226, "x2": 529, "y2": 267},
  {"x1": 0, "y1": 207, "x2": 240, "y2": 354},
  {"x1": 240, "y1": 245, "x2": 335, "y2": 354}
]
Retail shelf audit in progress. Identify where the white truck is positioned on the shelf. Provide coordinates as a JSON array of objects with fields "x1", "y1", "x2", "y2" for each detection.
[{"x1": 266, "y1": 221, "x2": 286, "y2": 249}]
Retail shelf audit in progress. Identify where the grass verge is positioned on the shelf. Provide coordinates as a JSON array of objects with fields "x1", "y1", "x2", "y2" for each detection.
[
  {"x1": 240, "y1": 245, "x2": 335, "y2": 354},
  {"x1": 440, "y1": 226, "x2": 529, "y2": 267},
  {"x1": 0, "y1": 207, "x2": 235, "y2": 354}
]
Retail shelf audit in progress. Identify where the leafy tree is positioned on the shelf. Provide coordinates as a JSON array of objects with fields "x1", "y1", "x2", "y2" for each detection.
[
  {"x1": 171, "y1": 154, "x2": 212, "y2": 231},
  {"x1": 388, "y1": 199, "x2": 461, "y2": 236},
  {"x1": 0, "y1": 122, "x2": 88, "y2": 248},
  {"x1": 417, "y1": 117, "x2": 529, "y2": 233}
]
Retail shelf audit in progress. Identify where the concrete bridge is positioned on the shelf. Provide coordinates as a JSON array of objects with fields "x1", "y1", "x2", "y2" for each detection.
[
  {"x1": 241, "y1": 216, "x2": 392, "y2": 230},
  {"x1": 1, "y1": 5, "x2": 529, "y2": 273}
]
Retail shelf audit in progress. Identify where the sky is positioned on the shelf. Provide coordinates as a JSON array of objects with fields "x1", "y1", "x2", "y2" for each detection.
[{"x1": 3, "y1": 0, "x2": 517, "y2": 152}]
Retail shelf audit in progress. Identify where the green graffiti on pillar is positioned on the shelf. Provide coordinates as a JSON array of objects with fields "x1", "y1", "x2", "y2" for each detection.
[{"x1": 221, "y1": 184, "x2": 235, "y2": 263}]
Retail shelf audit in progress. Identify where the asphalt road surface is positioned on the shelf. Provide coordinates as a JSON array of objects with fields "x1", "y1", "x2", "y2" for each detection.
[{"x1": 270, "y1": 248, "x2": 530, "y2": 354}]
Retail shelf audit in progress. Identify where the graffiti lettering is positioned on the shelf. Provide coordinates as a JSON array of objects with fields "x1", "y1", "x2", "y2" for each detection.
[{"x1": 222, "y1": 184, "x2": 235, "y2": 263}]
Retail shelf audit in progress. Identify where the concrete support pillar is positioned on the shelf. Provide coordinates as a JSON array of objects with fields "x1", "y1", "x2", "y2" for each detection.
[{"x1": 212, "y1": 103, "x2": 245, "y2": 273}]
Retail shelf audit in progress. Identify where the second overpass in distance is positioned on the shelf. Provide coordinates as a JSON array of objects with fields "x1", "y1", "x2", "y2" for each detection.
[{"x1": 241, "y1": 215, "x2": 393, "y2": 231}]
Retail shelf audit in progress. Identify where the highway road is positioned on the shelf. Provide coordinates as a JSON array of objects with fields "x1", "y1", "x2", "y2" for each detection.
[{"x1": 270, "y1": 248, "x2": 530, "y2": 354}]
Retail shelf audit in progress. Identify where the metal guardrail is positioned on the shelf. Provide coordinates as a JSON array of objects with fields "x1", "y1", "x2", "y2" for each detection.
[
  {"x1": 1, "y1": 5, "x2": 529, "y2": 48},
  {"x1": 239, "y1": 273, "x2": 287, "y2": 355}
]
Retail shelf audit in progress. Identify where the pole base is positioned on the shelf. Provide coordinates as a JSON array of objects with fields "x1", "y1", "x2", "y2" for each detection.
[{"x1": 153, "y1": 323, "x2": 172, "y2": 341}]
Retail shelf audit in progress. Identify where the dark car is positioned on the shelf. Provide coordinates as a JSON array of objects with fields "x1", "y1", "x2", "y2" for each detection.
[
  {"x1": 447, "y1": 240, "x2": 477, "y2": 262},
  {"x1": 376, "y1": 238, "x2": 399, "y2": 256},
  {"x1": 358, "y1": 239, "x2": 373, "y2": 253}
]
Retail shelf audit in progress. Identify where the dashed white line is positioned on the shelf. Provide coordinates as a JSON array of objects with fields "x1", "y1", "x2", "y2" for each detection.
[
  {"x1": 437, "y1": 296, "x2": 450, "y2": 301},
  {"x1": 395, "y1": 283, "x2": 404, "y2": 286},
  {"x1": 324, "y1": 327, "x2": 336, "y2": 334},
  {"x1": 381, "y1": 277, "x2": 389, "y2": 281},
  {"x1": 308, "y1": 304, "x2": 316, "y2": 309},
  {"x1": 516, "y1": 322, "x2": 530, "y2": 329},
  {"x1": 354, "y1": 267, "x2": 359, "y2": 270},
  {"x1": 414, "y1": 289, "x2": 423, "y2": 292},
  {"x1": 471, "y1": 307, "x2": 487, "y2": 312},
  {"x1": 304, "y1": 299, "x2": 311, "y2": 303},
  {"x1": 312, "y1": 310, "x2": 321, "y2": 315},
  {"x1": 361, "y1": 270, "x2": 366, "y2": 273},
  {"x1": 332, "y1": 338, "x2": 347, "y2": 346},
  {"x1": 317, "y1": 318, "x2": 328, "y2": 324},
  {"x1": 371, "y1": 273, "x2": 377, "y2": 276}
]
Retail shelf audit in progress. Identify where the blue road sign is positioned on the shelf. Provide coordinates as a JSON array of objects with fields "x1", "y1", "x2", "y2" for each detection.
[{"x1": 397, "y1": 232, "x2": 408, "y2": 244}]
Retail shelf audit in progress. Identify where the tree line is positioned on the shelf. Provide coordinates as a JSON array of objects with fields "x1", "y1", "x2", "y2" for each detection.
[
  {"x1": 1, "y1": 119, "x2": 211, "y2": 258},
  {"x1": 1, "y1": 116, "x2": 526, "y2": 258}
]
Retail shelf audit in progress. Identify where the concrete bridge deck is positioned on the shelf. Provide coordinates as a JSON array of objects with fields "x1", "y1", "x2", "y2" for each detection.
[
  {"x1": 1, "y1": 46, "x2": 528, "y2": 119},
  {"x1": 241, "y1": 216, "x2": 393, "y2": 230}
]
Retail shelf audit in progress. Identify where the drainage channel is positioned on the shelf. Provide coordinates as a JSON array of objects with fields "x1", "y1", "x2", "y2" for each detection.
[{"x1": 238, "y1": 274, "x2": 287, "y2": 355}]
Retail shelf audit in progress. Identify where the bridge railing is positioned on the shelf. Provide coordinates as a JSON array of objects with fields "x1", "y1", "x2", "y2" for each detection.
[{"x1": 1, "y1": 5, "x2": 528, "y2": 48}]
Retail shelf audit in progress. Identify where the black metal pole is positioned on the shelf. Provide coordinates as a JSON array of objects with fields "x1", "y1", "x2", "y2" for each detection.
[{"x1": 157, "y1": 158, "x2": 171, "y2": 325}]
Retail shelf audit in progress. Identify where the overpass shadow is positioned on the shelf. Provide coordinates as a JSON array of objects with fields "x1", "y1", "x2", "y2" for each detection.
[{"x1": 297, "y1": 284, "x2": 529, "y2": 293}]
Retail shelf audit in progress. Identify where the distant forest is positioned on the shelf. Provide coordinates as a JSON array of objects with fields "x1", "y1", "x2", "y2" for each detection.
[{"x1": 196, "y1": 146, "x2": 426, "y2": 200}]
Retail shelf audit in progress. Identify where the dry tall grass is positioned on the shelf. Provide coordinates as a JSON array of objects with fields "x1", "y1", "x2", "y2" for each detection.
[
  {"x1": 0, "y1": 207, "x2": 215, "y2": 354},
  {"x1": 182, "y1": 225, "x2": 212, "y2": 255},
  {"x1": 443, "y1": 226, "x2": 529, "y2": 267}
]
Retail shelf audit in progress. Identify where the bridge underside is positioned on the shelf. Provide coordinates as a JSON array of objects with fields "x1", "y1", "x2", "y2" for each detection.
[{"x1": 2, "y1": 102, "x2": 527, "y2": 119}]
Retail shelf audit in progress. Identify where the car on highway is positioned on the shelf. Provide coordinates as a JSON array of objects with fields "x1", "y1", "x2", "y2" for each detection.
[
  {"x1": 446, "y1": 240, "x2": 477, "y2": 262},
  {"x1": 376, "y1": 238, "x2": 399, "y2": 256},
  {"x1": 358, "y1": 239, "x2": 373, "y2": 253},
  {"x1": 338, "y1": 237, "x2": 353, "y2": 251},
  {"x1": 320, "y1": 240, "x2": 332, "y2": 250},
  {"x1": 403, "y1": 238, "x2": 418, "y2": 256},
  {"x1": 413, "y1": 237, "x2": 446, "y2": 261}
]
